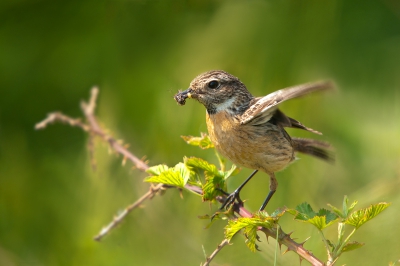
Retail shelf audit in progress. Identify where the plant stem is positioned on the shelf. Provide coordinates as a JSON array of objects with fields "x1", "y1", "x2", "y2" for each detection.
[
  {"x1": 318, "y1": 229, "x2": 333, "y2": 264},
  {"x1": 214, "y1": 150, "x2": 225, "y2": 172}
]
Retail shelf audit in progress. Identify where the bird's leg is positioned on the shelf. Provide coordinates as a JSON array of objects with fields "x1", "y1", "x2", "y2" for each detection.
[
  {"x1": 259, "y1": 173, "x2": 278, "y2": 211},
  {"x1": 220, "y1": 170, "x2": 259, "y2": 210}
]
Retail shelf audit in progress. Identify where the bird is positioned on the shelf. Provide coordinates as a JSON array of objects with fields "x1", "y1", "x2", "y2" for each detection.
[{"x1": 174, "y1": 70, "x2": 334, "y2": 211}]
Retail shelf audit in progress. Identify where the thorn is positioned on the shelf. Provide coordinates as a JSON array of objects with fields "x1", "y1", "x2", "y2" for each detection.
[
  {"x1": 122, "y1": 156, "x2": 127, "y2": 166},
  {"x1": 256, "y1": 234, "x2": 261, "y2": 242},
  {"x1": 282, "y1": 247, "x2": 291, "y2": 255},
  {"x1": 300, "y1": 236, "x2": 311, "y2": 247},
  {"x1": 299, "y1": 255, "x2": 304, "y2": 265}
]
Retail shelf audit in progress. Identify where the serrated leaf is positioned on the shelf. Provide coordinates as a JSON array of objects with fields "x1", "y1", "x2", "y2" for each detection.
[
  {"x1": 307, "y1": 215, "x2": 338, "y2": 230},
  {"x1": 184, "y1": 157, "x2": 219, "y2": 176},
  {"x1": 244, "y1": 226, "x2": 259, "y2": 252},
  {"x1": 270, "y1": 207, "x2": 287, "y2": 218},
  {"x1": 174, "y1": 162, "x2": 191, "y2": 185},
  {"x1": 328, "y1": 203, "x2": 345, "y2": 219},
  {"x1": 202, "y1": 174, "x2": 225, "y2": 201},
  {"x1": 146, "y1": 164, "x2": 169, "y2": 176},
  {"x1": 294, "y1": 202, "x2": 316, "y2": 221},
  {"x1": 342, "y1": 196, "x2": 358, "y2": 218},
  {"x1": 145, "y1": 168, "x2": 185, "y2": 187},
  {"x1": 221, "y1": 164, "x2": 240, "y2": 180},
  {"x1": 181, "y1": 133, "x2": 214, "y2": 149},
  {"x1": 225, "y1": 215, "x2": 277, "y2": 252},
  {"x1": 291, "y1": 203, "x2": 338, "y2": 230},
  {"x1": 328, "y1": 196, "x2": 358, "y2": 219},
  {"x1": 145, "y1": 162, "x2": 195, "y2": 187},
  {"x1": 341, "y1": 241, "x2": 365, "y2": 253},
  {"x1": 347, "y1": 200, "x2": 358, "y2": 214},
  {"x1": 317, "y1": 208, "x2": 339, "y2": 225},
  {"x1": 345, "y1": 202, "x2": 391, "y2": 229}
]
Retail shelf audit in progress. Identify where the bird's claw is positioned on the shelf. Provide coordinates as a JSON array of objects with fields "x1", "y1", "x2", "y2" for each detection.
[{"x1": 219, "y1": 189, "x2": 243, "y2": 210}]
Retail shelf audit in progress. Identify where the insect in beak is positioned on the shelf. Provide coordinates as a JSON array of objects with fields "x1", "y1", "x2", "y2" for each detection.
[{"x1": 174, "y1": 88, "x2": 192, "y2": 105}]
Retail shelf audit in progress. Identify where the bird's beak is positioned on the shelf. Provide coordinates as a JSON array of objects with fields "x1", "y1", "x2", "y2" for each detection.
[{"x1": 174, "y1": 88, "x2": 193, "y2": 106}]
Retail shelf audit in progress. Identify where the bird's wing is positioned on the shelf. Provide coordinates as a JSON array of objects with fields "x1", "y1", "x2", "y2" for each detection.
[{"x1": 239, "y1": 81, "x2": 334, "y2": 125}]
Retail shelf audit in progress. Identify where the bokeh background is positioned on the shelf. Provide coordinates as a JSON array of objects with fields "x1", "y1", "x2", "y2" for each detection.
[{"x1": 1, "y1": 0, "x2": 399, "y2": 265}]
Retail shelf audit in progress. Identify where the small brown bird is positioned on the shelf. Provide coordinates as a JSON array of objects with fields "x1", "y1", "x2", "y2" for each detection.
[{"x1": 175, "y1": 70, "x2": 333, "y2": 211}]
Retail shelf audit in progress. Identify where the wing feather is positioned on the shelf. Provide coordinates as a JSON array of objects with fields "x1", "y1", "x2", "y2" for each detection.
[{"x1": 240, "y1": 81, "x2": 334, "y2": 125}]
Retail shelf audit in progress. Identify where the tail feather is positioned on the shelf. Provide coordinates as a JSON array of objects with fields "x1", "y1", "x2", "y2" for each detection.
[{"x1": 292, "y1": 137, "x2": 334, "y2": 162}]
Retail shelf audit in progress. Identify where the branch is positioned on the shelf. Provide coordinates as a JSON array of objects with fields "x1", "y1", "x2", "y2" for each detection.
[
  {"x1": 35, "y1": 87, "x2": 155, "y2": 240},
  {"x1": 93, "y1": 184, "x2": 164, "y2": 241},
  {"x1": 202, "y1": 239, "x2": 230, "y2": 266},
  {"x1": 35, "y1": 87, "x2": 149, "y2": 172},
  {"x1": 36, "y1": 87, "x2": 324, "y2": 265},
  {"x1": 204, "y1": 198, "x2": 325, "y2": 266},
  {"x1": 35, "y1": 87, "x2": 203, "y2": 241}
]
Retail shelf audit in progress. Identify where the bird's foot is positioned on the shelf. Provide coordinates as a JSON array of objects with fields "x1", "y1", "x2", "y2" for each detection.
[{"x1": 219, "y1": 188, "x2": 244, "y2": 210}]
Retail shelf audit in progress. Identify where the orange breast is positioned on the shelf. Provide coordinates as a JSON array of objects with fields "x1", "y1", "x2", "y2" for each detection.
[{"x1": 206, "y1": 111, "x2": 294, "y2": 174}]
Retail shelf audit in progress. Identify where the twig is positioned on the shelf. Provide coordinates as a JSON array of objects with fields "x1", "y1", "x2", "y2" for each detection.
[
  {"x1": 35, "y1": 87, "x2": 154, "y2": 239},
  {"x1": 202, "y1": 239, "x2": 230, "y2": 266},
  {"x1": 94, "y1": 184, "x2": 164, "y2": 241},
  {"x1": 35, "y1": 88, "x2": 203, "y2": 242},
  {"x1": 35, "y1": 87, "x2": 149, "y2": 171}
]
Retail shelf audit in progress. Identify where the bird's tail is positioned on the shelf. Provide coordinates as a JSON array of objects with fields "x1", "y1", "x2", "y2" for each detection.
[{"x1": 292, "y1": 138, "x2": 334, "y2": 162}]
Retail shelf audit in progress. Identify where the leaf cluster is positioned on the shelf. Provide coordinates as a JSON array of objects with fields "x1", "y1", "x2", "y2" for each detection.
[
  {"x1": 145, "y1": 134, "x2": 239, "y2": 202},
  {"x1": 287, "y1": 196, "x2": 390, "y2": 264}
]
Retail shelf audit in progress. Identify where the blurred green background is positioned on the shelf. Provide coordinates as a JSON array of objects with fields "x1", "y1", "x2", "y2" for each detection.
[{"x1": 1, "y1": 0, "x2": 399, "y2": 265}]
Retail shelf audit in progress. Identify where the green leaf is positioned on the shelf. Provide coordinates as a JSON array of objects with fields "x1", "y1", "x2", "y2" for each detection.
[
  {"x1": 342, "y1": 195, "x2": 349, "y2": 216},
  {"x1": 145, "y1": 168, "x2": 184, "y2": 187},
  {"x1": 327, "y1": 203, "x2": 345, "y2": 219},
  {"x1": 221, "y1": 164, "x2": 240, "y2": 180},
  {"x1": 307, "y1": 215, "x2": 339, "y2": 230},
  {"x1": 290, "y1": 203, "x2": 338, "y2": 230},
  {"x1": 317, "y1": 208, "x2": 339, "y2": 225},
  {"x1": 184, "y1": 157, "x2": 227, "y2": 201},
  {"x1": 145, "y1": 164, "x2": 169, "y2": 176},
  {"x1": 244, "y1": 226, "x2": 259, "y2": 252},
  {"x1": 184, "y1": 157, "x2": 219, "y2": 176},
  {"x1": 270, "y1": 208, "x2": 287, "y2": 218},
  {"x1": 145, "y1": 162, "x2": 193, "y2": 188},
  {"x1": 202, "y1": 174, "x2": 225, "y2": 201},
  {"x1": 347, "y1": 199, "x2": 358, "y2": 214},
  {"x1": 174, "y1": 162, "x2": 191, "y2": 185},
  {"x1": 328, "y1": 196, "x2": 358, "y2": 219},
  {"x1": 294, "y1": 202, "x2": 316, "y2": 221},
  {"x1": 345, "y1": 202, "x2": 391, "y2": 229},
  {"x1": 225, "y1": 214, "x2": 277, "y2": 252},
  {"x1": 181, "y1": 133, "x2": 214, "y2": 149},
  {"x1": 341, "y1": 241, "x2": 365, "y2": 253},
  {"x1": 342, "y1": 195, "x2": 358, "y2": 218}
]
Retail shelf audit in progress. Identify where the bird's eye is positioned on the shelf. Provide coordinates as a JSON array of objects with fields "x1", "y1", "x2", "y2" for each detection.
[{"x1": 208, "y1": 80, "x2": 220, "y2": 89}]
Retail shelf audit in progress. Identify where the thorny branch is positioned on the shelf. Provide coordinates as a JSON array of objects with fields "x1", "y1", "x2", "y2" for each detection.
[
  {"x1": 36, "y1": 87, "x2": 324, "y2": 266},
  {"x1": 35, "y1": 87, "x2": 152, "y2": 240}
]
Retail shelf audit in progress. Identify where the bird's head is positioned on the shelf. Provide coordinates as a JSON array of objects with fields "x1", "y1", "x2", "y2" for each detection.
[{"x1": 174, "y1": 70, "x2": 253, "y2": 114}]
